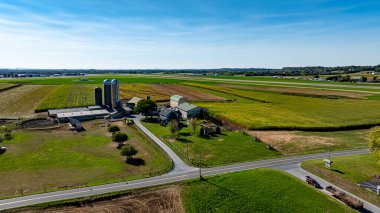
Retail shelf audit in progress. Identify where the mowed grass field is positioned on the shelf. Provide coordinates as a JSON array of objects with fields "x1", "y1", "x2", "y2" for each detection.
[
  {"x1": 0, "y1": 83, "x2": 19, "y2": 91},
  {"x1": 302, "y1": 154, "x2": 380, "y2": 207},
  {"x1": 0, "y1": 85, "x2": 56, "y2": 118},
  {"x1": 142, "y1": 121, "x2": 281, "y2": 166},
  {"x1": 185, "y1": 82, "x2": 380, "y2": 130},
  {"x1": 182, "y1": 169, "x2": 351, "y2": 213},
  {"x1": 251, "y1": 129, "x2": 369, "y2": 155},
  {"x1": 0, "y1": 120, "x2": 171, "y2": 198},
  {"x1": 35, "y1": 84, "x2": 97, "y2": 111}
]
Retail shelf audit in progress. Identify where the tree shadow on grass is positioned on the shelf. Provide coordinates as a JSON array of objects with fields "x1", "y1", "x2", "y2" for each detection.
[
  {"x1": 176, "y1": 137, "x2": 192, "y2": 143},
  {"x1": 126, "y1": 158, "x2": 145, "y2": 166},
  {"x1": 332, "y1": 169, "x2": 345, "y2": 174},
  {"x1": 201, "y1": 178, "x2": 238, "y2": 196}
]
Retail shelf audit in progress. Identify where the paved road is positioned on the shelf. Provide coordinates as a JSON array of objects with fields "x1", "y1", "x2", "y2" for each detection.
[
  {"x1": 0, "y1": 148, "x2": 370, "y2": 211},
  {"x1": 131, "y1": 115, "x2": 195, "y2": 173}
]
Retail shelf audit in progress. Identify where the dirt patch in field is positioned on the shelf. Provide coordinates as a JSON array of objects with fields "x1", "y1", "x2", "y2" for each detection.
[
  {"x1": 21, "y1": 119, "x2": 58, "y2": 129},
  {"x1": 153, "y1": 84, "x2": 225, "y2": 101},
  {"x1": 249, "y1": 131, "x2": 335, "y2": 155},
  {"x1": 15, "y1": 186, "x2": 184, "y2": 213},
  {"x1": 219, "y1": 84, "x2": 370, "y2": 99}
]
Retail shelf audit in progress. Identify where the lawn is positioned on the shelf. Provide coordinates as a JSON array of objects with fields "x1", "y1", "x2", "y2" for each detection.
[
  {"x1": 35, "y1": 84, "x2": 97, "y2": 111},
  {"x1": 182, "y1": 169, "x2": 351, "y2": 213},
  {"x1": 0, "y1": 120, "x2": 171, "y2": 199},
  {"x1": 142, "y1": 120, "x2": 281, "y2": 167},
  {"x1": 0, "y1": 85, "x2": 56, "y2": 118},
  {"x1": 251, "y1": 129, "x2": 369, "y2": 155},
  {"x1": 302, "y1": 154, "x2": 380, "y2": 207},
  {"x1": 184, "y1": 82, "x2": 380, "y2": 130}
]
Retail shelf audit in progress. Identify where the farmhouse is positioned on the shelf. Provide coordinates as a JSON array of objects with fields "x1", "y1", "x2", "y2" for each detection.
[
  {"x1": 170, "y1": 95, "x2": 187, "y2": 108},
  {"x1": 177, "y1": 102, "x2": 202, "y2": 119}
]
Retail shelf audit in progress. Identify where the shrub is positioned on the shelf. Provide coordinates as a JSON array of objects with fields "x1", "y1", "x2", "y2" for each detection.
[
  {"x1": 108, "y1": 125, "x2": 120, "y2": 133},
  {"x1": 112, "y1": 132, "x2": 128, "y2": 148}
]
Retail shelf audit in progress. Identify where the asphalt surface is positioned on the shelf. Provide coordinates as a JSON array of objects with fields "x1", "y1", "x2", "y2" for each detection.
[
  {"x1": 131, "y1": 115, "x2": 195, "y2": 173},
  {"x1": 0, "y1": 148, "x2": 370, "y2": 211}
]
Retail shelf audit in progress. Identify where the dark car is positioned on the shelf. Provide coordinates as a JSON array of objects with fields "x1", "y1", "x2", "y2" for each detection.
[{"x1": 306, "y1": 176, "x2": 322, "y2": 189}]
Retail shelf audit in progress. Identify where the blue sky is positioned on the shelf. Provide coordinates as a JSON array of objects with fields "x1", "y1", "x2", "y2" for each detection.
[{"x1": 0, "y1": 0, "x2": 379, "y2": 69}]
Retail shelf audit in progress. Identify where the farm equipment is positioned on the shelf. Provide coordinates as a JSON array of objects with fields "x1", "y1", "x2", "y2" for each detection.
[
  {"x1": 326, "y1": 186, "x2": 364, "y2": 210},
  {"x1": 306, "y1": 176, "x2": 322, "y2": 189}
]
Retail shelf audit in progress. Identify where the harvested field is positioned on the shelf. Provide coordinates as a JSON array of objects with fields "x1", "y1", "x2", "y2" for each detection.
[
  {"x1": 153, "y1": 84, "x2": 225, "y2": 101},
  {"x1": 250, "y1": 130, "x2": 369, "y2": 155},
  {"x1": 119, "y1": 83, "x2": 224, "y2": 102},
  {"x1": 15, "y1": 186, "x2": 184, "y2": 213},
  {"x1": 219, "y1": 83, "x2": 370, "y2": 99},
  {"x1": 0, "y1": 85, "x2": 56, "y2": 118}
]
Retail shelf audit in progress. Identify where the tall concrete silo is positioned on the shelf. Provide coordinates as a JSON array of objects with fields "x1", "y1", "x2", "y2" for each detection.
[
  {"x1": 103, "y1": 79, "x2": 112, "y2": 108},
  {"x1": 95, "y1": 87, "x2": 102, "y2": 106},
  {"x1": 111, "y1": 79, "x2": 119, "y2": 108}
]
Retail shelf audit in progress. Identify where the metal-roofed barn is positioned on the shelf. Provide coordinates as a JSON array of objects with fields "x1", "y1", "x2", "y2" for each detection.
[{"x1": 177, "y1": 102, "x2": 202, "y2": 119}]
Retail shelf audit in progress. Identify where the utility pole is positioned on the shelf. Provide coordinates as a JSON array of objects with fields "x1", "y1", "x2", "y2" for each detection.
[{"x1": 199, "y1": 154, "x2": 202, "y2": 179}]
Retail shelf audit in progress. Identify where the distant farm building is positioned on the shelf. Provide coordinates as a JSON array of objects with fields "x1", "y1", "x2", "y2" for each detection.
[
  {"x1": 177, "y1": 102, "x2": 202, "y2": 119},
  {"x1": 126, "y1": 97, "x2": 142, "y2": 110},
  {"x1": 170, "y1": 95, "x2": 187, "y2": 108}
]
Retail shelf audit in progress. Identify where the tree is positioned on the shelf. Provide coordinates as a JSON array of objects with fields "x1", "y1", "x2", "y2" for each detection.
[
  {"x1": 370, "y1": 127, "x2": 380, "y2": 164},
  {"x1": 189, "y1": 118, "x2": 198, "y2": 135},
  {"x1": 120, "y1": 144, "x2": 138, "y2": 159},
  {"x1": 135, "y1": 99, "x2": 157, "y2": 118},
  {"x1": 112, "y1": 132, "x2": 128, "y2": 148},
  {"x1": 169, "y1": 119, "x2": 179, "y2": 136},
  {"x1": 107, "y1": 125, "x2": 120, "y2": 133}
]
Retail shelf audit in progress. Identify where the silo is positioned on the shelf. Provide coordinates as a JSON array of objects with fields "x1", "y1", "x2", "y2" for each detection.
[
  {"x1": 95, "y1": 87, "x2": 102, "y2": 106},
  {"x1": 103, "y1": 79, "x2": 112, "y2": 107},
  {"x1": 111, "y1": 79, "x2": 119, "y2": 109}
]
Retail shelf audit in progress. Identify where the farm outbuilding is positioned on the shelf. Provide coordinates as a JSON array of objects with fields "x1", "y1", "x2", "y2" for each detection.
[
  {"x1": 159, "y1": 107, "x2": 179, "y2": 125},
  {"x1": 126, "y1": 97, "x2": 142, "y2": 110},
  {"x1": 177, "y1": 102, "x2": 202, "y2": 119}
]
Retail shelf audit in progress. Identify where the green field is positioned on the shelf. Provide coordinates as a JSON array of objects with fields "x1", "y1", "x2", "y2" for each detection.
[
  {"x1": 142, "y1": 120, "x2": 281, "y2": 166},
  {"x1": 35, "y1": 84, "x2": 97, "y2": 111},
  {"x1": 184, "y1": 83, "x2": 380, "y2": 130},
  {"x1": 182, "y1": 169, "x2": 351, "y2": 213},
  {"x1": 302, "y1": 154, "x2": 380, "y2": 207},
  {"x1": 0, "y1": 120, "x2": 171, "y2": 199}
]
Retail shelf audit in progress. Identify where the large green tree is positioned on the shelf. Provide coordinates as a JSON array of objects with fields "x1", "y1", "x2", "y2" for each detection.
[
  {"x1": 369, "y1": 127, "x2": 380, "y2": 164},
  {"x1": 112, "y1": 132, "x2": 128, "y2": 148},
  {"x1": 121, "y1": 144, "x2": 138, "y2": 159},
  {"x1": 135, "y1": 99, "x2": 157, "y2": 118}
]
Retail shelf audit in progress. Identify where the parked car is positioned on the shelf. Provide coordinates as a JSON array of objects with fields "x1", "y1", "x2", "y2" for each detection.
[
  {"x1": 0, "y1": 147, "x2": 7, "y2": 154},
  {"x1": 306, "y1": 176, "x2": 322, "y2": 189}
]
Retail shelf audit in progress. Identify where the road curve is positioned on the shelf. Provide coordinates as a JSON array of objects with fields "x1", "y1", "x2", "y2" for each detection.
[
  {"x1": 0, "y1": 148, "x2": 370, "y2": 211},
  {"x1": 131, "y1": 115, "x2": 195, "y2": 173}
]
